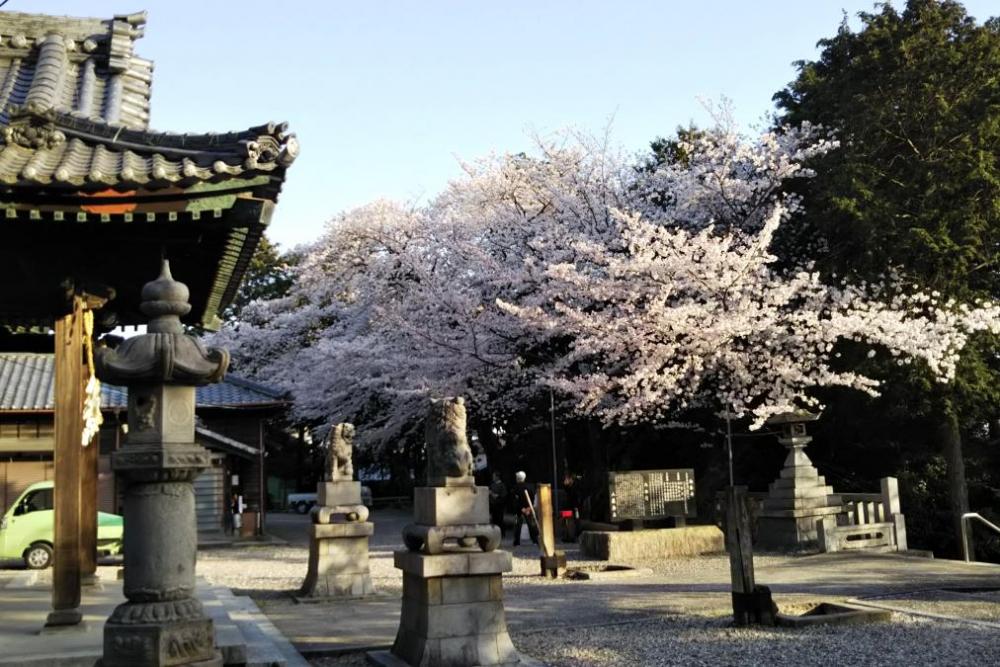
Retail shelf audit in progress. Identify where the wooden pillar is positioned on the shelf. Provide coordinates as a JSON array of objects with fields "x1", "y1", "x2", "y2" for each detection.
[
  {"x1": 80, "y1": 429, "x2": 99, "y2": 583},
  {"x1": 46, "y1": 297, "x2": 85, "y2": 628},
  {"x1": 725, "y1": 486, "x2": 755, "y2": 597}
]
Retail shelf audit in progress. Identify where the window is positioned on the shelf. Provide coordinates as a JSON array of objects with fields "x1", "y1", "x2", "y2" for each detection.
[{"x1": 21, "y1": 488, "x2": 54, "y2": 513}]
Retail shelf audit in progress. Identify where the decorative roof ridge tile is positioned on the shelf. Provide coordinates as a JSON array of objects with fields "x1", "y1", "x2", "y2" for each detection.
[{"x1": 3, "y1": 103, "x2": 298, "y2": 166}]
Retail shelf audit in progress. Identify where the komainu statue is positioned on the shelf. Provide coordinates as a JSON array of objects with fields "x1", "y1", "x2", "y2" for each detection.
[
  {"x1": 425, "y1": 396, "x2": 474, "y2": 482},
  {"x1": 325, "y1": 422, "x2": 355, "y2": 481}
]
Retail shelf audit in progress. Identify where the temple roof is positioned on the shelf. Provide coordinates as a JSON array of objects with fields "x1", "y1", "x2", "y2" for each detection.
[
  {"x1": 0, "y1": 106, "x2": 297, "y2": 188},
  {"x1": 0, "y1": 352, "x2": 288, "y2": 411},
  {"x1": 0, "y1": 10, "x2": 298, "y2": 329},
  {"x1": 0, "y1": 11, "x2": 298, "y2": 191},
  {"x1": 0, "y1": 11, "x2": 152, "y2": 129}
]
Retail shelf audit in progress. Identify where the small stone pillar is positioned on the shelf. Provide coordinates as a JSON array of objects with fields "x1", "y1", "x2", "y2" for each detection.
[
  {"x1": 300, "y1": 423, "x2": 375, "y2": 599},
  {"x1": 756, "y1": 412, "x2": 842, "y2": 551},
  {"x1": 96, "y1": 262, "x2": 228, "y2": 667},
  {"x1": 369, "y1": 397, "x2": 538, "y2": 667}
]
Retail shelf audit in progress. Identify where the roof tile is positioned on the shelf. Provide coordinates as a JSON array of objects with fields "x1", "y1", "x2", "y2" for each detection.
[{"x1": 0, "y1": 352, "x2": 287, "y2": 411}]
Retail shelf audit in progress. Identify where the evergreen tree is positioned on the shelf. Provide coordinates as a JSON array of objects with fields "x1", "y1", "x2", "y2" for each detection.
[{"x1": 773, "y1": 0, "x2": 1000, "y2": 555}]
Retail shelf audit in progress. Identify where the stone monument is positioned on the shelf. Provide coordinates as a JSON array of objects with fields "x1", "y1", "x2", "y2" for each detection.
[
  {"x1": 369, "y1": 397, "x2": 539, "y2": 667},
  {"x1": 95, "y1": 261, "x2": 228, "y2": 667},
  {"x1": 756, "y1": 412, "x2": 843, "y2": 551},
  {"x1": 300, "y1": 422, "x2": 375, "y2": 599}
]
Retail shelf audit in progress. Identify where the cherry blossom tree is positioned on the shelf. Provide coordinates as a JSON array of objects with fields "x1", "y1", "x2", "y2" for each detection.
[
  {"x1": 499, "y1": 121, "x2": 1000, "y2": 433},
  {"x1": 217, "y1": 117, "x2": 998, "y2": 459}
]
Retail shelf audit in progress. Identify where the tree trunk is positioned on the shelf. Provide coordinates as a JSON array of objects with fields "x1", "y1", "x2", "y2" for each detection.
[{"x1": 938, "y1": 394, "x2": 971, "y2": 559}]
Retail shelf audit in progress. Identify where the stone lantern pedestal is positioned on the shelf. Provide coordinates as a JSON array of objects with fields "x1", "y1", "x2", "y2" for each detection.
[
  {"x1": 96, "y1": 262, "x2": 228, "y2": 667},
  {"x1": 756, "y1": 412, "x2": 842, "y2": 551}
]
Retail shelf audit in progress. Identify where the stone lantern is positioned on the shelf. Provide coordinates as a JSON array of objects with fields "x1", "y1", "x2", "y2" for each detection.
[
  {"x1": 756, "y1": 411, "x2": 842, "y2": 551},
  {"x1": 95, "y1": 261, "x2": 228, "y2": 667}
]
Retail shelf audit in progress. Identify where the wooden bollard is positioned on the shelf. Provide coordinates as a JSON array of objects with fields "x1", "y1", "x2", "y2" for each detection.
[
  {"x1": 725, "y1": 486, "x2": 777, "y2": 626},
  {"x1": 536, "y1": 484, "x2": 566, "y2": 578}
]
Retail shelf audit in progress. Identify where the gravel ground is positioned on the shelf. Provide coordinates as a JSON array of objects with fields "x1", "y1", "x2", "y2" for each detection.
[
  {"x1": 196, "y1": 529, "x2": 1000, "y2": 667},
  {"x1": 304, "y1": 612, "x2": 1000, "y2": 667}
]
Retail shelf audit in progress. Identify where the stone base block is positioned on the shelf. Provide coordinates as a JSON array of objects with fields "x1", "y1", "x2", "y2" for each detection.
[
  {"x1": 425, "y1": 475, "x2": 477, "y2": 488},
  {"x1": 313, "y1": 503, "x2": 370, "y2": 524},
  {"x1": 763, "y1": 494, "x2": 840, "y2": 512},
  {"x1": 318, "y1": 480, "x2": 363, "y2": 507},
  {"x1": 540, "y1": 551, "x2": 566, "y2": 578},
  {"x1": 394, "y1": 550, "x2": 512, "y2": 578},
  {"x1": 756, "y1": 514, "x2": 838, "y2": 551},
  {"x1": 300, "y1": 571, "x2": 376, "y2": 599},
  {"x1": 377, "y1": 556, "x2": 537, "y2": 666},
  {"x1": 301, "y1": 527, "x2": 376, "y2": 599},
  {"x1": 403, "y1": 523, "x2": 501, "y2": 554},
  {"x1": 414, "y1": 486, "x2": 489, "y2": 525},
  {"x1": 579, "y1": 525, "x2": 723, "y2": 561},
  {"x1": 779, "y1": 466, "x2": 820, "y2": 481},
  {"x1": 101, "y1": 617, "x2": 220, "y2": 667}
]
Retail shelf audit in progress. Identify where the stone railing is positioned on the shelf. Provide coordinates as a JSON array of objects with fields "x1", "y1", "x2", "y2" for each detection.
[{"x1": 817, "y1": 477, "x2": 907, "y2": 553}]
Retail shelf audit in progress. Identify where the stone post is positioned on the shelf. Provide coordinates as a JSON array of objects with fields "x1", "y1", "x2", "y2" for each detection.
[
  {"x1": 95, "y1": 261, "x2": 228, "y2": 667},
  {"x1": 300, "y1": 423, "x2": 375, "y2": 599},
  {"x1": 880, "y1": 476, "x2": 907, "y2": 551},
  {"x1": 369, "y1": 397, "x2": 539, "y2": 667}
]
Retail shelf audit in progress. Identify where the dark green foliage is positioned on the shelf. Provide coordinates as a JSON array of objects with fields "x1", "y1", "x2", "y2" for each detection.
[
  {"x1": 223, "y1": 234, "x2": 298, "y2": 322},
  {"x1": 773, "y1": 0, "x2": 1000, "y2": 557}
]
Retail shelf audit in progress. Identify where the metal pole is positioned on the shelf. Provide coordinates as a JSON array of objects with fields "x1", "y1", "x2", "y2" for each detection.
[
  {"x1": 960, "y1": 512, "x2": 1000, "y2": 562},
  {"x1": 258, "y1": 420, "x2": 266, "y2": 536},
  {"x1": 726, "y1": 409, "x2": 734, "y2": 487},
  {"x1": 550, "y1": 389, "x2": 559, "y2": 520}
]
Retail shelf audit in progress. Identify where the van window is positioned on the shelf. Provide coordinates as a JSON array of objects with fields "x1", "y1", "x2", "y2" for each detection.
[{"x1": 21, "y1": 488, "x2": 54, "y2": 513}]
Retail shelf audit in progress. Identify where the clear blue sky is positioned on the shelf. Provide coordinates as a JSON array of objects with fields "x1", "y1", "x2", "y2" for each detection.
[{"x1": 16, "y1": 1, "x2": 1000, "y2": 249}]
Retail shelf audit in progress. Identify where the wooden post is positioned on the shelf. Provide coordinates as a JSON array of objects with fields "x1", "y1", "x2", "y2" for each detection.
[
  {"x1": 725, "y1": 486, "x2": 776, "y2": 626},
  {"x1": 536, "y1": 483, "x2": 566, "y2": 578},
  {"x1": 725, "y1": 486, "x2": 755, "y2": 596},
  {"x1": 80, "y1": 428, "x2": 99, "y2": 584},
  {"x1": 537, "y1": 484, "x2": 555, "y2": 558},
  {"x1": 46, "y1": 297, "x2": 85, "y2": 628}
]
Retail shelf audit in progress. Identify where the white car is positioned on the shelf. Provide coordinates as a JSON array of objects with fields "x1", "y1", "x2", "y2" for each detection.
[{"x1": 287, "y1": 486, "x2": 372, "y2": 513}]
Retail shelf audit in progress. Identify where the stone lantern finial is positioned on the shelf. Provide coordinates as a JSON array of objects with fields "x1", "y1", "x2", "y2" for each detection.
[
  {"x1": 140, "y1": 260, "x2": 191, "y2": 334},
  {"x1": 95, "y1": 261, "x2": 228, "y2": 386}
]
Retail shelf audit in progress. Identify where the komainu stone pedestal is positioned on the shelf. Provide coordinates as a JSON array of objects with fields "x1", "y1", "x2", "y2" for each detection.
[
  {"x1": 300, "y1": 480, "x2": 375, "y2": 599},
  {"x1": 369, "y1": 551, "x2": 541, "y2": 667},
  {"x1": 402, "y1": 486, "x2": 500, "y2": 555}
]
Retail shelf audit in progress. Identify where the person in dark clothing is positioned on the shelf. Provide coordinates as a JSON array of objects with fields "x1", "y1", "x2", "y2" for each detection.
[
  {"x1": 560, "y1": 471, "x2": 580, "y2": 543},
  {"x1": 488, "y1": 471, "x2": 507, "y2": 538},
  {"x1": 511, "y1": 470, "x2": 538, "y2": 546}
]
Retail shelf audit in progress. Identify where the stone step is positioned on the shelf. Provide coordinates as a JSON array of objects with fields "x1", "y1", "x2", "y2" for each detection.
[
  {"x1": 762, "y1": 494, "x2": 841, "y2": 511},
  {"x1": 767, "y1": 483, "x2": 835, "y2": 499},
  {"x1": 200, "y1": 584, "x2": 249, "y2": 666},
  {"x1": 779, "y1": 466, "x2": 820, "y2": 480},
  {"x1": 227, "y1": 595, "x2": 311, "y2": 667}
]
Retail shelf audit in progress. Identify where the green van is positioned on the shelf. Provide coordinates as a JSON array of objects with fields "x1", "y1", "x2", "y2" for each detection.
[{"x1": 0, "y1": 481, "x2": 123, "y2": 569}]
